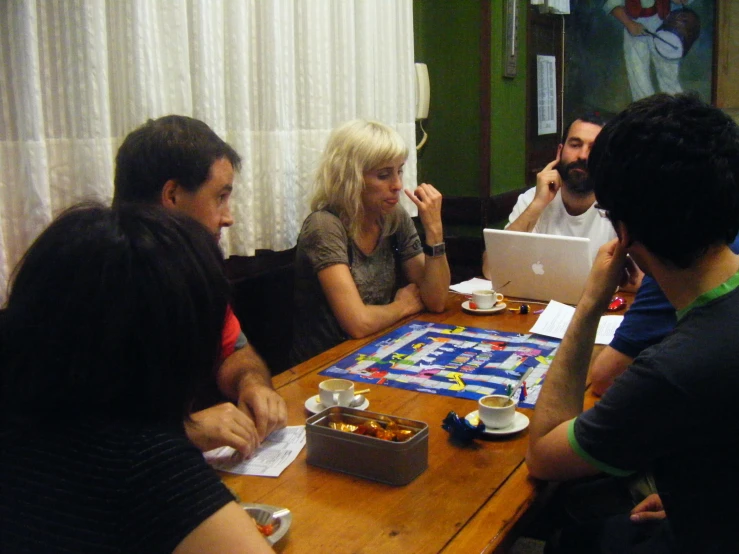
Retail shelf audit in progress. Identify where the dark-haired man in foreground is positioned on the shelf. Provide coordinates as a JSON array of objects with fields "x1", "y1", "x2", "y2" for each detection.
[
  {"x1": 114, "y1": 115, "x2": 287, "y2": 458},
  {"x1": 526, "y1": 93, "x2": 739, "y2": 553}
]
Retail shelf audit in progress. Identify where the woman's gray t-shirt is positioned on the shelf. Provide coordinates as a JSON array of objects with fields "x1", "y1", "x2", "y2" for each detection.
[{"x1": 290, "y1": 210, "x2": 422, "y2": 365}]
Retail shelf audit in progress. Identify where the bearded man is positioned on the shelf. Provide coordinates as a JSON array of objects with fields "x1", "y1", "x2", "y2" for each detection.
[{"x1": 504, "y1": 113, "x2": 616, "y2": 260}]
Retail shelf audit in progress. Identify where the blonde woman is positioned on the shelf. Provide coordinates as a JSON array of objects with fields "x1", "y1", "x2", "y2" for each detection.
[{"x1": 291, "y1": 120, "x2": 450, "y2": 364}]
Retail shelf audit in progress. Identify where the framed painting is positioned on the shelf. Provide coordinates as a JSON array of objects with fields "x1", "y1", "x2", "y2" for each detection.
[{"x1": 562, "y1": 0, "x2": 715, "y2": 122}]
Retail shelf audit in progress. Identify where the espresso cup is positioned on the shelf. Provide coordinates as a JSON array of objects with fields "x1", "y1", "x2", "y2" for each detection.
[
  {"x1": 478, "y1": 394, "x2": 516, "y2": 429},
  {"x1": 471, "y1": 289, "x2": 504, "y2": 310},
  {"x1": 318, "y1": 378, "x2": 355, "y2": 407}
]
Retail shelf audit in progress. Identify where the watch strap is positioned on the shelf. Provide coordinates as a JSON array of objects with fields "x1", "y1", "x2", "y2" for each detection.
[{"x1": 423, "y1": 242, "x2": 446, "y2": 257}]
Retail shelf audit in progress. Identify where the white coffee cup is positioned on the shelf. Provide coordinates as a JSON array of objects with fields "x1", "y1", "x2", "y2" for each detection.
[
  {"x1": 471, "y1": 289, "x2": 504, "y2": 309},
  {"x1": 478, "y1": 394, "x2": 516, "y2": 429},
  {"x1": 319, "y1": 378, "x2": 355, "y2": 407}
]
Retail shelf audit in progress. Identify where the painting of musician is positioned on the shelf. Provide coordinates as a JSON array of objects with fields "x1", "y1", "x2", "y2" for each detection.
[{"x1": 563, "y1": 0, "x2": 714, "y2": 121}]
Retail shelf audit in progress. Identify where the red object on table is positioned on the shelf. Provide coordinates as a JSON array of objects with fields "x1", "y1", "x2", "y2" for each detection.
[{"x1": 608, "y1": 296, "x2": 627, "y2": 311}]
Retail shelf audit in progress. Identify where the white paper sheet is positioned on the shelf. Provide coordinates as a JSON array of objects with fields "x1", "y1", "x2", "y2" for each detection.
[
  {"x1": 537, "y1": 55, "x2": 557, "y2": 135},
  {"x1": 204, "y1": 425, "x2": 306, "y2": 477},
  {"x1": 449, "y1": 277, "x2": 493, "y2": 295},
  {"x1": 546, "y1": 0, "x2": 570, "y2": 14},
  {"x1": 528, "y1": 300, "x2": 623, "y2": 345}
]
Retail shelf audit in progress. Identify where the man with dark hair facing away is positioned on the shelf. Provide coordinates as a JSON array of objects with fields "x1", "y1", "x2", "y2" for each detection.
[
  {"x1": 526, "y1": 93, "x2": 739, "y2": 553},
  {"x1": 114, "y1": 115, "x2": 287, "y2": 458}
]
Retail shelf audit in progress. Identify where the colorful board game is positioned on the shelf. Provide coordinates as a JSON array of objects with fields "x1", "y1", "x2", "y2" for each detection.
[{"x1": 319, "y1": 320, "x2": 562, "y2": 408}]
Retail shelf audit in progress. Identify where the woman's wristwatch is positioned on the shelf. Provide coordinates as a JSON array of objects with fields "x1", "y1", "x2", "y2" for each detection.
[{"x1": 423, "y1": 242, "x2": 446, "y2": 258}]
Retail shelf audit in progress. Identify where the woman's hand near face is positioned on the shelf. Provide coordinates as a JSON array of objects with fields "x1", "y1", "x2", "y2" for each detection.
[
  {"x1": 402, "y1": 183, "x2": 450, "y2": 315},
  {"x1": 405, "y1": 184, "x2": 443, "y2": 244}
]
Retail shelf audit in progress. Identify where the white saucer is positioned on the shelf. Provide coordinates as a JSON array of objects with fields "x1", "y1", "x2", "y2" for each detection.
[
  {"x1": 462, "y1": 300, "x2": 506, "y2": 315},
  {"x1": 304, "y1": 395, "x2": 370, "y2": 414},
  {"x1": 465, "y1": 410, "x2": 530, "y2": 436}
]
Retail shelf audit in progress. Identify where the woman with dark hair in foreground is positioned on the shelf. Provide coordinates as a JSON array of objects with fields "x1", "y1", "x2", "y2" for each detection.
[{"x1": 0, "y1": 203, "x2": 274, "y2": 553}]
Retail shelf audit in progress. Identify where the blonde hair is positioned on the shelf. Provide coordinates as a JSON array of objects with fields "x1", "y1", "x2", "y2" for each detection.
[{"x1": 311, "y1": 119, "x2": 409, "y2": 240}]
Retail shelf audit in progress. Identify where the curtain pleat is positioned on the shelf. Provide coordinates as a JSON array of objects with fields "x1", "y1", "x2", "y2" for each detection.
[{"x1": 0, "y1": 0, "x2": 415, "y2": 304}]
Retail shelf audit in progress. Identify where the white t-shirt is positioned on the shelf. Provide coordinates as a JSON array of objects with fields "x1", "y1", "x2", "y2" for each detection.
[{"x1": 507, "y1": 187, "x2": 617, "y2": 259}]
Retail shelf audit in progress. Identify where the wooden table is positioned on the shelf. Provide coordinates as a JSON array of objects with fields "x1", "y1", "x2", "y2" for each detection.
[{"x1": 222, "y1": 293, "x2": 620, "y2": 553}]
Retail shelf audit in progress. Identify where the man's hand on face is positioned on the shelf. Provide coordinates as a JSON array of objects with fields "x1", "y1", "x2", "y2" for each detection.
[
  {"x1": 534, "y1": 151, "x2": 564, "y2": 207},
  {"x1": 185, "y1": 403, "x2": 260, "y2": 458},
  {"x1": 238, "y1": 384, "x2": 288, "y2": 442}
]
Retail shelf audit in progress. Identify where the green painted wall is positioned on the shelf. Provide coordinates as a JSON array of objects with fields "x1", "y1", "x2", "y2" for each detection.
[
  {"x1": 413, "y1": 1, "x2": 481, "y2": 197},
  {"x1": 413, "y1": 0, "x2": 527, "y2": 199},
  {"x1": 489, "y1": 0, "x2": 527, "y2": 196}
]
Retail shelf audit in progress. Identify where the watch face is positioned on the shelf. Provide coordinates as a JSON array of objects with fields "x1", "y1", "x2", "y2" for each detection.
[{"x1": 425, "y1": 242, "x2": 445, "y2": 257}]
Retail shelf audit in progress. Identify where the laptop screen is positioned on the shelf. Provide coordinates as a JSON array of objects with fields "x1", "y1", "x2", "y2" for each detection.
[{"x1": 483, "y1": 229, "x2": 592, "y2": 305}]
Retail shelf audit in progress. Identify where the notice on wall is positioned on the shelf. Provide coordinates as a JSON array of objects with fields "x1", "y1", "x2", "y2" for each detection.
[
  {"x1": 530, "y1": 0, "x2": 570, "y2": 15},
  {"x1": 537, "y1": 55, "x2": 557, "y2": 135},
  {"x1": 547, "y1": 0, "x2": 571, "y2": 14}
]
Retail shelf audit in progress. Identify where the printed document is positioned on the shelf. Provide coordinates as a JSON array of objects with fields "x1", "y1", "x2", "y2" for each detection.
[
  {"x1": 204, "y1": 425, "x2": 306, "y2": 477},
  {"x1": 529, "y1": 300, "x2": 623, "y2": 345}
]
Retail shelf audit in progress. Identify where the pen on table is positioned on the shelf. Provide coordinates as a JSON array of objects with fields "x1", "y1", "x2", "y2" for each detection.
[
  {"x1": 509, "y1": 367, "x2": 534, "y2": 398},
  {"x1": 509, "y1": 301, "x2": 549, "y2": 313}
]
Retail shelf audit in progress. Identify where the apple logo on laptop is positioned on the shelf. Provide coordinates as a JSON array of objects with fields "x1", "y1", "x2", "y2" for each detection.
[{"x1": 532, "y1": 261, "x2": 545, "y2": 275}]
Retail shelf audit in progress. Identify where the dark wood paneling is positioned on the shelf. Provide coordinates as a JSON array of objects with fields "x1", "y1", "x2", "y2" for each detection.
[
  {"x1": 226, "y1": 248, "x2": 296, "y2": 375},
  {"x1": 526, "y1": 7, "x2": 563, "y2": 184},
  {"x1": 716, "y1": 0, "x2": 739, "y2": 107},
  {"x1": 443, "y1": 191, "x2": 525, "y2": 229},
  {"x1": 487, "y1": 188, "x2": 525, "y2": 226},
  {"x1": 439, "y1": 191, "x2": 526, "y2": 283},
  {"x1": 442, "y1": 196, "x2": 484, "y2": 227}
]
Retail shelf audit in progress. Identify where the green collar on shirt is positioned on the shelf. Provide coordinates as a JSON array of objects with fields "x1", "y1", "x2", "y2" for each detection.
[{"x1": 676, "y1": 269, "x2": 739, "y2": 321}]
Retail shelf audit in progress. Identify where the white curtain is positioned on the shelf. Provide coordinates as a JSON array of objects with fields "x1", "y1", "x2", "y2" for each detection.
[{"x1": 0, "y1": 0, "x2": 417, "y2": 304}]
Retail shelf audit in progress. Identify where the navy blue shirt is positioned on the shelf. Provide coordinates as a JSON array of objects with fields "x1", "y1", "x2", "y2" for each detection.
[
  {"x1": 572, "y1": 273, "x2": 739, "y2": 553},
  {"x1": 610, "y1": 235, "x2": 739, "y2": 357}
]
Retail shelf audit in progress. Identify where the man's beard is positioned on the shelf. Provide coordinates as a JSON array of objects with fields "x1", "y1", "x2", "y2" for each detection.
[{"x1": 557, "y1": 160, "x2": 593, "y2": 195}]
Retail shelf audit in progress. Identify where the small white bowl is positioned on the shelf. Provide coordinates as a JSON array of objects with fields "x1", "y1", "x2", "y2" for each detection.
[{"x1": 241, "y1": 503, "x2": 292, "y2": 545}]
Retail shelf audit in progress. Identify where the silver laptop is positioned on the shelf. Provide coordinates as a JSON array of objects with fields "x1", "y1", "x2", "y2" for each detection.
[{"x1": 483, "y1": 229, "x2": 593, "y2": 305}]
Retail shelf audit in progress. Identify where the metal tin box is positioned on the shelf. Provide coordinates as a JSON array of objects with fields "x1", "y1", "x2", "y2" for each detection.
[{"x1": 306, "y1": 406, "x2": 429, "y2": 486}]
